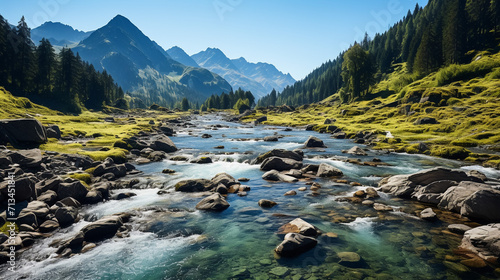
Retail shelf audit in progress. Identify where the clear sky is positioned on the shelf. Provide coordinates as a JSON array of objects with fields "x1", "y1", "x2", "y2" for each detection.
[{"x1": 2, "y1": 0, "x2": 427, "y2": 80}]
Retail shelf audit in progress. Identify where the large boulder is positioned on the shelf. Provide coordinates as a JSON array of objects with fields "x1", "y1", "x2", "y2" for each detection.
[
  {"x1": 345, "y1": 146, "x2": 367, "y2": 156},
  {"x1": 275, "y1": 233, "x2": 318, "y2": 257},
  {"x1": 5, "y1": 149, "x2": 43, "y2": 168},
  {"x1": 460, "y1": 189, "x2": 500, "y2": 222},
  {"x1": 304, "y1": 136, "x2": 326, "y2": 148},
  {"x1": 460, "y1": 224, "x2": 500, "y2": 261},
  {"x1": 55, "y1": 206, "x2": 78, "y2": 226},
  {"x1": 379, "y1": 167, "x2": 479, "y2": 198},
  {"x1": 316, "y1": 163, "x2": 343, "y2": 177},
  {"x1": 56, "y1": 181, "x2": 89, "y2": 202},
  {"x1": 174, "y1": 179, "x2": 211, "y2": 192},
  {"x1": 151, "y1": 135, "x2": 178, "y2": 153},
  {"x1": 211, "y1": 173, "x2": 236, "y2": 187},
  {"x1": 438, "y1": 181, "x2": 486, "y2": 213},
  {"x1": 260, "y1": 157, "x2": 303, "y2": 171},
  {"x1": 46, "y1": 125, "x2": 61, "y2": 139},
  {"x1": 81, "y1": 215, "x2": 123, "y2": 242},
  {"x1": 253, "y1": 149, "x2": 303, "y2": 164},
  {"x1": 195, "y1": 193, "x2": 230, "y2": 211},
  {"x1": 278, "y1": 218, "x2": 320, "y2": 237},
  {"x1": 0, "y1": 119, "x2": 47, "y2": 145},
  {"x1": 0, "y1": 176, "x2": 36, "y2": 202}
]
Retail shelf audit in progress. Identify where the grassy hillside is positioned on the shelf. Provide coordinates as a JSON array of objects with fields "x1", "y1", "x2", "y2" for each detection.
[
  {"x1": 246, "y1": 51, "x2": 500, "y2": 168},
  {"x1": 0, "y1": 87, "x2": 183, "y2": 162}
]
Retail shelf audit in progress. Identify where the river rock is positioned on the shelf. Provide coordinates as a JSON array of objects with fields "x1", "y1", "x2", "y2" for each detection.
[
  {"x1": 55, "y1": 206, "x2": 78, "y2": 226},
  {"x1": 1, "y1": 176, "x2": 36, "y2": 202},
  {"x1": 373, "y1": 203, "x2": 393, "y2": 211},
  {"x1": 20, "y1": 200, "x2": 50, "y2": 219},
  {"x1": 190, "y1": 157, "x2": 212, "y2": 164},
  {"x1": 175, "y1": 179, "x2": 211, "y2": 192},
  {"x1": 260, "y1": 157, "x2": 303, "y2": 171},
  {"x1": 0, "y1": 155, "x2": 12, "y2": 168},
  {"x1": 39, "y1": 219, "x2": 59, "y2": 232},
  {"x1": 216, "y1": 184, "x2": 228, "y2": 194},
  {"x1": 0, "y1": 119, "x2": 47, "y2": 145},
  {"x1": 81, "y1": 215, "x2": 124, "y2": 242},
  {"x1": 460, "y1": 189, "x2": 500, "y2": 222},
  {"x1": 17, "y1": 212, "x2": 38, "y2": 228},
  {"x1": 279, "y1": 218, "x2": 319, "y2": 236},
  {"x1": 151, "y1": 135, "x2": 178, "y2": 153},
  {"x1": 304, "y1": 136, "x2": 326, "y2": 148},
  {"x1": 258, "y1": 199, "x2": 277, "y2": 208},
  {"x1": 46, "y1": 125, "x2": 61, "y2": 139},
  {"x1": 85, "y1": 191, "x2": 103, "y2": 204},
  {"x1": 337, "y1": 252, "x2": 362, "y2": 267},
  {"x1": 195, "y1": 193, "x2": 230, "y2": 211},
  {"x1": 112, "y1": 192, "x2": 137, "y2": 200},
  {"x1": 316, "y1": 163, "x2": 343, "y2": 177},
  {"x1": 262, "y1": 170, "x2": 298, "y2": 183},
  {"x1": 58, "y1": 197, "x2": 81, "y2": 208},
  {"x1": 420, "y1": 208, "x2": 437, "y2": 221},
  {"x1": 275, "y1": 233, "x2": 318, "y2": 257},
  {"x1": 37, "y1": 190, "x2": 58, "y2": 205},
  {"x1": 56, "y1": 181, "x2": 89, "y2": 202},
  {"x1": 253, "y1": 149, "x2": 303, "y2": 164},
  {"x1": 460, "y1": 224, "x2": 500, "y2": 261},
  {"x1": 345, "y1": 146, "x2": 367, "y2": 156},
  {"x1": 284, "y1": 190, "x2": 297, "y2": 196},
  {"x1": 448, "y1": 224, "x2": 472, "y2": 235},
  {"x1": 211, "y1": 173, "x2": 236, "y2": 187},
  {"x1": 264, "y1": 136, "x2": 278, "y2": 142}
]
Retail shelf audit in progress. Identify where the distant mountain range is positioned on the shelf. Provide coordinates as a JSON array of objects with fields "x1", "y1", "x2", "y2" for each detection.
[
  {"x1": 30, "y1": 15, "x2": 295, "y2": 106},
  {"x1": 31, "y1": 21, "x2": 92, "y2": 47},
  {"x1": 72, "y1": 15, "x2": 231, "y2": 106},
  {"x1": 191, "y1": 48, "x2": 295, "y2": 99}
]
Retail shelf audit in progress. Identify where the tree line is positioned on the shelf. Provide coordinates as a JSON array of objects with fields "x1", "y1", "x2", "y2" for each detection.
[
  {"x1": 200, "y1": 88, "x2": 255, "y2": 112},
  {"x1": 0, "y1": 15, "x2": 125, "y2": 113},
  {"x1": 258, "y1": 0, "x2": 500, "y2": 107}
]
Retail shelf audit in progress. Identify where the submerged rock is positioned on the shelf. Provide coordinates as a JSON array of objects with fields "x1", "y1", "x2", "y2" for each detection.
[
  {"x1": 258, "y1": 199, "x2": 277, "y2": 208},
  {"x1": 195, "y1": 193, "x2": 230, "y2": 211},
  {"x1": 81, "y1": 215, "x2": 123, "y2": 242},
  {"x1": 337, "y1": 252, "x2": 363, "y2": 267},
  {"x1": 274, "y1": 233, "x2": 317, "y2": 257},
  {"x1": 420, "y1": 208, "x2": 437, "y2": 221}
]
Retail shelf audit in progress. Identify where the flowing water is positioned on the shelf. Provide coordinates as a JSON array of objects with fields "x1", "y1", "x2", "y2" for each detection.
[{"x1": 5, "y1": 114, "x2": 500, "y2": 280}]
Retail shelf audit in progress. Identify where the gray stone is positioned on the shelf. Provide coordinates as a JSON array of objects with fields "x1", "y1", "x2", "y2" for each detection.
[
  {"x1": 195, "y1": 193, "x2": 230, "y2": 211},
  {"x1": 211, "y1": 173, "x2": 236, "y2": 187},
  {"x1": 460, "y1": 224, "x2": 500, "y2": 260},
  {"x1": 258, "y1": 199, "x2": 277, "y2": 208},
  {"x1": 0, "y1": 119, "x2": 47, "y2": 145},
  {"x1": 55, "y1": 206, "x2": 78, "y2": 226},
  {"x1": 316, "y1": 163, "x2": 343, "y2": 177},
  {"x1": 279, "y1": 218, "x2": 319, "y2": 236},
  {"x1": 151, "y1": 135, "x2": 178, "y2": 153},
  {"x1": 345, "y1": 146, "x2": 367, "y2": 156},
  {"x1": 81, "y1": 215, "x2": 123, "y2": 242},
  {"x1": 461, "y1": 189, "x2": 500, "y2": 222},
  {"x1": 420, "y1": 208, "x2": 437, "y2": 221},
  {"x1": 448, "y1": 224, "x2": 472, "y2": 235},
  {"x1": 304, "y1": 136, "x2": 325, "y2": 148},
  {"x1": 175, "y1": 179, "x2": 211, "y2": 192},
  {"x1": 275, "y1": 233, "x2": 317, "y2": 257},
  {"x1": 260, "y1": 156, "x2": 303, "y2": 171},
  {"x1": 37, "y1": 190, "x2": 58, "y2": 205},
  {"x1": 262, "y1": 170, "x2": 298, "y2": 183},
  {"x1": 253, "y1": 149, "x2": 303, "y2": 164}
]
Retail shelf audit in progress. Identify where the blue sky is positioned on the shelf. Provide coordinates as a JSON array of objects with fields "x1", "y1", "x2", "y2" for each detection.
[{"x1": 2, "y1": 0, "x2": 426, "y2": 80}]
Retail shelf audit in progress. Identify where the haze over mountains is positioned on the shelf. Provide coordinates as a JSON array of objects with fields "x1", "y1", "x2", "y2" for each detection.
[{"x1": 30, "y1": 15, "x2": 295, "y2": 106}]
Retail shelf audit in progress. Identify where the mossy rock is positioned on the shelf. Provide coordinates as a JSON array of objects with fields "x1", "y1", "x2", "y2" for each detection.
[
  {"x1": 69, "y1": 173, "x2": 92, "y2": 185},
  {"x1": 80, "y1": 148, "x2": 128, "y2": 163},
  {"x1": 113, "y1": 140, "x2": 132, "y2": 150},
  {"x1": 450, "y1": 138, "x2": 478, "y2": 147},
  {"x1": 430, "y1": 145, "x2": 470, "y2": 160}
]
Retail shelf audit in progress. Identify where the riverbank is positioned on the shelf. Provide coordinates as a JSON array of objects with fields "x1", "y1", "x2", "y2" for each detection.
[{"x1": 1, "y1": 113, "x2": 500, "y2": 279}]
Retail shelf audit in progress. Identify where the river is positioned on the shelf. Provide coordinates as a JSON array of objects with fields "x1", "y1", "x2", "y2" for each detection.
[{"x1": 8, "y1": 114, "x2": 500, "y2": 279}]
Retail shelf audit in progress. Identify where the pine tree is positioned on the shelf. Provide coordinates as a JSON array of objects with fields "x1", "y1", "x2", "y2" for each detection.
[
  {"x1": 35, "y1": 38, "x2": 56, "y2": 94},
  {"x1": 14, "y1": 16, "x2": 35, "y2": 92},
  {"x1": 341, "y1": 44, "x2": 374, "y2": 102},
  {"x1": 442, "y1": 0, "x2": 467, "y2": 65},
  {"x1": 181, "y1": 97, "x2": 190, "y2": 111}
]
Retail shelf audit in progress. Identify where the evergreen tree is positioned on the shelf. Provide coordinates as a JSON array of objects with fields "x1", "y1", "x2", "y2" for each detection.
[
  {"x1": 35, "y1": 38, "x2": 56, "y2": 94},
  {"x1": 14, "y1": 16, "x2": 35, "y2": 92},
  {"x1": 181, "y1": 97, "x2": 190, "y2": 111},
  {"x1": 442, "y1": 0, "x2": 467, "y2": 65},
  {"x1": 341, "y1": 44, "x2": 374, "y2": 102}
]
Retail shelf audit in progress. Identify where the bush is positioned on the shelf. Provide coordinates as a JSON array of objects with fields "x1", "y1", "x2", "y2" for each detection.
[
  {"x1": 113, "y1": 98, "x2": 129, "y2": 110},
  {"x1": 234, "y1": 98, "x2": 250, "y2": 114}
]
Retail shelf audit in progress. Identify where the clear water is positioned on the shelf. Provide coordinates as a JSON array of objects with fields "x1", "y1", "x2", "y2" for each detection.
[{"x1": 5, "y1": 114, "x2": 500, "y2": 280}]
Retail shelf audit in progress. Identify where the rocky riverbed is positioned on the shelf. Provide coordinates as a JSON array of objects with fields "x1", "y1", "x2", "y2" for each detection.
[{"x1": 1, "y1": 113, "x2": 500, "y2": 279}]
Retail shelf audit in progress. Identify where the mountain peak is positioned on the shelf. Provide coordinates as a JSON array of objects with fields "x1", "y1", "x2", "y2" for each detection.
[{"x1": 107, "y1": 14, "x2": 134, "y2": 28}]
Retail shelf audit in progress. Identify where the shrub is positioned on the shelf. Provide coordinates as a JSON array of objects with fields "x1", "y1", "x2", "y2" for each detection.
[{"x1": 435, "y1": 58, "x2": 500, "y2": 86}]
